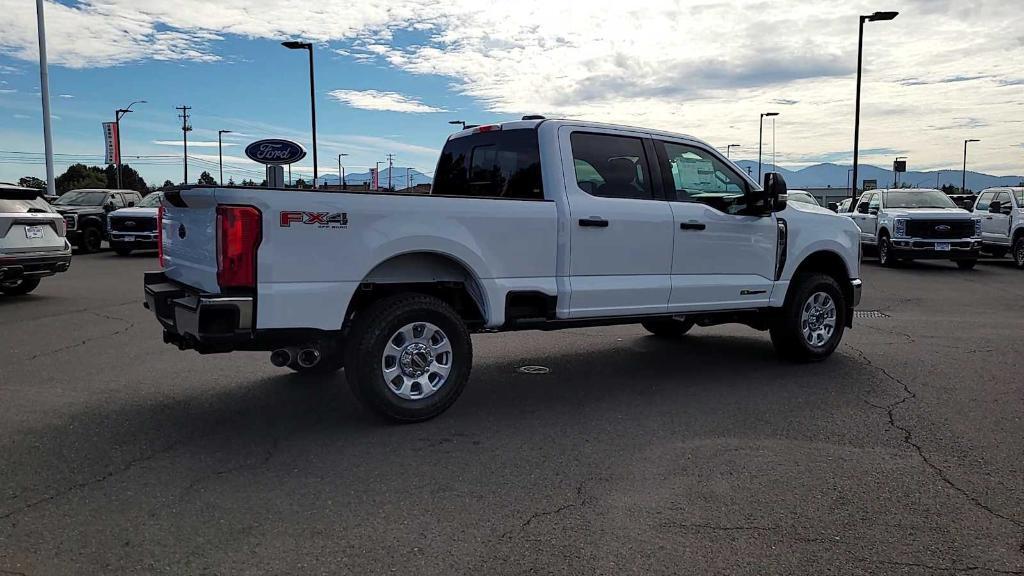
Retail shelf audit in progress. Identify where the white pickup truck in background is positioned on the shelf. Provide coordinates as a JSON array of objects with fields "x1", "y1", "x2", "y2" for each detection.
[
  {"x1": 971, "y1": 187, "x2": 1024, "y2": 268},
  {"x1": 144, "y1": 118, "x2": 862, "y2": 422}
]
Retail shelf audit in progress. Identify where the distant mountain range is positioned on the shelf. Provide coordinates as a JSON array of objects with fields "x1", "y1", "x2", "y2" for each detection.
[
  {"x1": 317, "y1": 167, "x2": 431, "y2": 188},
  {"x1": 733, "y1": 161, "x2": 1024, "y2": 193}
]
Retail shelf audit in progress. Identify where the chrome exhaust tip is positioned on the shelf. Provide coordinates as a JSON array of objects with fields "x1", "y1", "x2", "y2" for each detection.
[
  {"x1": 270, "y1": 348, "x2": 293, "y2": 367},
  {"x1": 296, "y1": 347, "x2": 321, "y2": 368}
]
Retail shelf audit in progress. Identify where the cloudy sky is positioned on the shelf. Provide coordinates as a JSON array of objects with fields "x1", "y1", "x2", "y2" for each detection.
[{"x1": 0, "y1": 0, "x2": 1021, "y2": 186}]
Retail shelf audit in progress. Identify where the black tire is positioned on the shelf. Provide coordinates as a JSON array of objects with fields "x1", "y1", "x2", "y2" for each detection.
[
  {"x1": 344, "y1": 293, "x2": 472, "y2": 423},
  {"x1": 956, "y1": 259, "x2": 977, "y2": 270},
  {"x1": 78, "y1": 226, "x2": 103, "y2": 253},
  {"x1": 641, "y1": 316, "x2": 695, "y2": 338},
  {"x1": 877, "y1": 235, "x2": 897, "y2": 267},
  {"x1": 769, "y1": 273, "x2": 847, "y2": 362},
  {"x1": 1014, "y1": 237, "x2": 1024, "y2": 270},
  {"x1": 111, "y1": 242, "x2": 133, "y2": 256},
  {"x1": 0, "y1": 277, "x2": 41, "y2": 296}
]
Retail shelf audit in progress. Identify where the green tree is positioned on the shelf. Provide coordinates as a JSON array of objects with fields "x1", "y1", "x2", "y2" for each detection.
[
  {"x1": 197, "y1": 171, "x2": 217, "y2": 186},
  {"x1": 294, "y1": 178, "x2": 307, "y2": 188},
  {"x1": 18, "y1": 176, "x2": 46, "y2": 189},
  {"x1": 55, "y1": 164, "x2": 107, "y2": 193},
  {"x1": 103, "y1": 164, "x2": 148, "y2": 193},
  {"x1": 227, "y1": 177, "x2": 236, "y2": 186}
]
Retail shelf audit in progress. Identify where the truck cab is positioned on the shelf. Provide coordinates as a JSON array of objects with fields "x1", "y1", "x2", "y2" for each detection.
[{"x1": 972, "y1": 187, "x2": 1024, "y2": 268}]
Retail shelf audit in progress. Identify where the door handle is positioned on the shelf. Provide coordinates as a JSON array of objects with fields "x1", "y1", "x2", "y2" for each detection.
[
  {"x1": 680, "y1": 222, "x2": 706, "y2": 231},
  {"x1": 985, "y1": 216, "x2": 993, "y2": 220},
  {"x1": 578, "y1": 217, "x2": 609, "y2": 228}
]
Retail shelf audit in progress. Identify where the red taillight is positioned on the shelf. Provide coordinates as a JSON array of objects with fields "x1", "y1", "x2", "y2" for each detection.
[
  {"x1": 216, "y1": 205, "x2": 262, "y2": 290},
  {"x1": 157, "y1": 205, "x2": 165, "y2": 268}
]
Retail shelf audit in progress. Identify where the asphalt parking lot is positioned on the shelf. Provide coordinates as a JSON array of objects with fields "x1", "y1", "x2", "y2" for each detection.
[{"x1": 1, "y1": 251, "x2": 1022, "y2": 575}]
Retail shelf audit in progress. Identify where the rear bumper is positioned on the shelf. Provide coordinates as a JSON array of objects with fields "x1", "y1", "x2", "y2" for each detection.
[
  {"x1": 144, "y1": 271, "x2": 254, "y2": 353},
  {"x1": 0, "y1": 250, "x2": 72, "y2": 281},
  {"x1": 890, "y1": 238, "x2": 981, "y2": 260}
]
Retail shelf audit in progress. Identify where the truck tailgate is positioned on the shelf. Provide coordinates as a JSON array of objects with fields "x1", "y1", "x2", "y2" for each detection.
[{"x1": 161, "y1": 189, "x2": 220, "y2": 293}]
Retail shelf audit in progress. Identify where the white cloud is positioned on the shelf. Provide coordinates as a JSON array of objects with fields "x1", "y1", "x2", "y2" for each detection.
[
  {"x1": 153, "y1": 140, "x2": 235, "y2": 148},
  {"x1": 0, "y1": 88, "x2": 15, "y2": 94},
  {"x1": 12, "y1": 113, "x2": 30, "y2": 119},
  {"x1": 58, "y1": 94, "x2": 74, "y2": 98},
  {"x1": 0, "y1": 1, "x2": 1021, "y2": 173},
  {"x1": 327, "y1": 89, "x2": 446, "y2": 113},
  {"x1": 0, "y1": 65, "x2": 18, "y2": 74}
]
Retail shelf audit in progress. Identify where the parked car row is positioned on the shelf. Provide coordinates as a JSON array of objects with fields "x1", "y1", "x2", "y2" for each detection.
[{"x1": 836, "y1": 186, "x2": 1024, "y2": 269}]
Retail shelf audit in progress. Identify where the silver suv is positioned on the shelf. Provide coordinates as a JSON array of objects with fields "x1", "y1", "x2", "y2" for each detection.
[{"x1": 0, "y1": 183, "x2": 72, "y2": 296}]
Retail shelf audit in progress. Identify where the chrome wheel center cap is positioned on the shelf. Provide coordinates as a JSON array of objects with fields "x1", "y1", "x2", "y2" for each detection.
[{"x1": 399, "y1": 343, "x2": 433, "y2": 378}]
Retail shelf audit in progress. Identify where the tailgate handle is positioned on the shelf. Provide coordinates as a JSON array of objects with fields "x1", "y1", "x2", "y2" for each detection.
[{"x1": 579, "y1": 217, "x2": 609, "y2": 228}]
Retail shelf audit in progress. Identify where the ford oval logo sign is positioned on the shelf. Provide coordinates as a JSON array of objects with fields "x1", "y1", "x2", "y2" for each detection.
[
  {"x1": 935, "y1": 224, "x2": 951, "y2": 232},
  {"x1": 244, "y1": 139, "x2": 307, "y2": 165}
]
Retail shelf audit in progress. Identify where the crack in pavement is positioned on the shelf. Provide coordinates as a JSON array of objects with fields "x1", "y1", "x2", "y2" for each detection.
[
  {"x1": 0, "y1": 438, "x2": 183, "y2": 526},
  {"x1": 25, "y1": 309, "x2": 135, "y2": 362},
  {"x1": 860, "y1": 322, "x2": 916, "y2": 344},
  {"x1": 846, "y1": 343, "x2": 1024, "y2": 558},
  {"x1": 502, "y1": 480, "x2": 590, "y2": 538}
]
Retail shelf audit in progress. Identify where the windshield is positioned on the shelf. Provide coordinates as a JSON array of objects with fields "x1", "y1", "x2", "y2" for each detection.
[
  {"x1": 884, "y1": 190, "x2": 957, "y2": 209},
  {"x1": 788, "y1": 192, "x2": 819, "y2": 206},
  {"x1": 137, "y1": 193, "x2": 162, "y2": 208},
  {"x1": 54, "y1": 191, "x2": 108, "y2": 206}
]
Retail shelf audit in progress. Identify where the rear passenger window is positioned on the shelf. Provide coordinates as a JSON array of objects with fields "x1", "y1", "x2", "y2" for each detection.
[
  {"x1": 570, "y1": 132, "x2": 652, "y2": 200},
  {"x1": 432, "y1": 129, "x2": 543, "y2": 199}
]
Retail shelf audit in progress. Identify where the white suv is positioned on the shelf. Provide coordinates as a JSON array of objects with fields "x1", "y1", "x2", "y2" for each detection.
[
  {"x1": 972, "y1": 187, "x2": 1024, "y2": 268},
  {"x1": 0, "y1": 183, "x2": 72, "y2": 295},
  {"x1": 849, "y1": 188, "x2": 981, "y2": 269}
]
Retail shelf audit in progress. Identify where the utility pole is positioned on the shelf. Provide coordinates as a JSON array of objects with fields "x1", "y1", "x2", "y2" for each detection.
[
  {"x1": 218, "y1": 129, "x2": 232, "y2": 185},
  {"x1": 386, "y1": 153, "x2": 395, "y2": 190},
  {"x1": 35, "y1": 0, "x2": 55, "y2": 197},
  {"x1": 176, "y1": 105, "x2": 191, "y2": 184},
  {"x1": 338, "y1": 153, "x2": 348, "y2": 189}
]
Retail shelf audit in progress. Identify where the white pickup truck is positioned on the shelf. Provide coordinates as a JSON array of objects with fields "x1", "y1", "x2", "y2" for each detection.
[
  {"x1": 971, "y1": 187, "x2": 1024, "y2": 268},
  {"x1": 144, "y1": 119, "x2": 862, "y2": 422}
]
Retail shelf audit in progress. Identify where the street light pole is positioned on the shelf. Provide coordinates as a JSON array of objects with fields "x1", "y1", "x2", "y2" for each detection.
[
  {"x1": 114, "y1": 100, "x2": 146, "y2": 189},
  {"x1": 758, "y1": 113, "x2": 778, "y2": 181},
  {"x1": 962, "y1": 139, "x2": 979, "y2": 194},
  {"x1": 726, "y1": 144, "x2": 740, "y2": 159},
  {"x1": 850, "y1": 10, "x2": 898, "y2": 210},
  {"x1": 35, "y1": 0, "x2": 55, "y2": 198},
  {"x1": 282, "y1": 41, "x2": 318, "y2": 188},
  {"x1": 218, "y1": 130, "x2": 232, "y2": 185},
  {"x1": 337, "y1": 153, "x2": 348, "y2": 189}
]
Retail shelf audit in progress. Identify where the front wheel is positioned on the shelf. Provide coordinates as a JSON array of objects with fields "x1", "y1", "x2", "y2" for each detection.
[
  {"x1": 956, "y1": 259, "x2": 977, "y2": 270},
  {"x1": 770, "y1": 273, "x2": 846, "y2": 362},
  {"x1": 878, "y1": 236, "x2": 897, "y2": 267},
  {"x1": 344, "y1": 293, "x2": 472, "y2": 423},
  {"x1": 0, "y1": 277, "x2": 41, "y2": 296},
  {"x1": 78, "y1": 226, "x2": 103, "y2": 253}
]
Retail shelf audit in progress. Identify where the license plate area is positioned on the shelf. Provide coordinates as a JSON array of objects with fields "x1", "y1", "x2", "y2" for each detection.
[
  {"x1": 122, "y1": 235, "x2": 135, "y2": 242},
  {"x1": 935, "y1": 242, "x2": 950, "y2": 251},
  {"x1": 25, "y1": 225, "x2": 43, "y2": 239}
]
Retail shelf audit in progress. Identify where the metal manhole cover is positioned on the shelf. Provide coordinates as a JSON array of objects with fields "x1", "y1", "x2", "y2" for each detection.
[
  {"x1": 517, "y1": 365, "x2": 551, "y2": 375},
  {"x1": 854, "y1": 310, "x2": 889, "y2": 319}
]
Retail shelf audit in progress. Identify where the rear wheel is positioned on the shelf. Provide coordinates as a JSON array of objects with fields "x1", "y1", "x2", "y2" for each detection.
[
  {"x1": 956, "y1": 259, "x2": 977, "y2": 270},
  {"x1": 78, "y1": 226, "x2": 103, "y2": 253},
  {"x1": 770, "y1": 273, "x2": 846, "y2": 362},
  {"x1": 344, "y1": 293, "x2": 472, "y2": 423},
  {"x1": 111, "y1": 242, "x2": 133, "y2": 256},
  {"x1": 1014, "y1": 237, "x2": 1024, "y2": 269},
  {"x1": 641, "y1": 316, "x2": 695, "y2": 338},
  {"x1": 0, "y1": 277, "x2": 41, "y2": 296}
]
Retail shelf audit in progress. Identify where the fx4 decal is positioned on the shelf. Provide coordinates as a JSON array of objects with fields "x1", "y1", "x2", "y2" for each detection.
[{"x1": 280, "y1": 211, "x2": 349, "y2": 229}]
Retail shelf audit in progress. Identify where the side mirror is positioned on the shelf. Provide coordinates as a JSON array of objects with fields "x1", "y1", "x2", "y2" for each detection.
[
  {"x1": 827, "y1": 202, "x2": 838, "y2": 212},
  {"x1": 762, "y1": 172, "x2": 787, "y2": 213},
  {"x1": 105, "y1": 201, "x2": 115, "y2": 212},
  {"x1": 989, "y1": 201, "x2": 1002, "y2": 214},
  {"x1": 868, "y1": 207, "x2": 879, "y2": 216}
]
